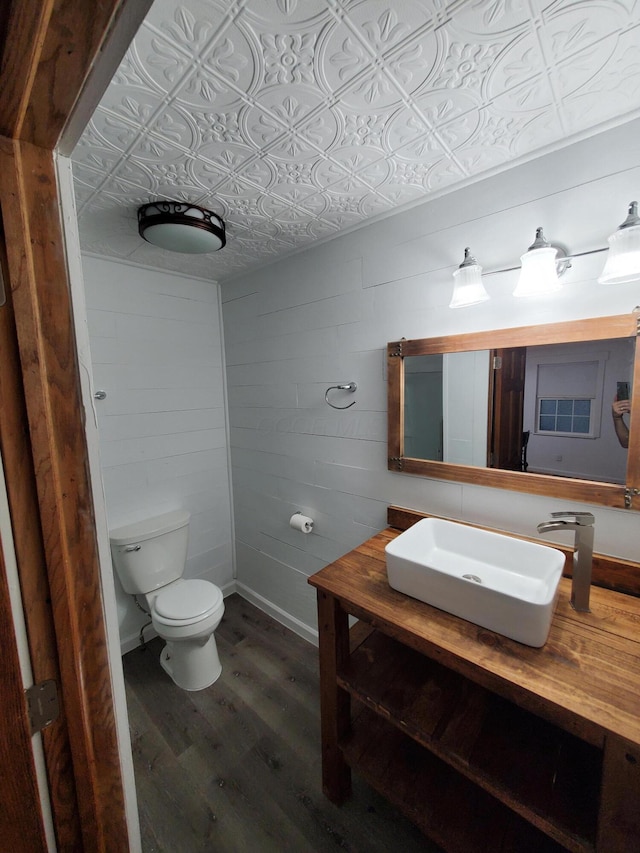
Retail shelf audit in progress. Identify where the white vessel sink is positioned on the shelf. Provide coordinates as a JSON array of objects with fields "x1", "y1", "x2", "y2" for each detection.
[{"x1": 385, "y1": 518, "x2": 565, "y2": 647}]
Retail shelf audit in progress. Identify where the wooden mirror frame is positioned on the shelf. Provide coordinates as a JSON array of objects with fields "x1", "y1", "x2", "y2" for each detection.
[{"x1": 388, "y1": 313, "x2": 640, "y2": 510}]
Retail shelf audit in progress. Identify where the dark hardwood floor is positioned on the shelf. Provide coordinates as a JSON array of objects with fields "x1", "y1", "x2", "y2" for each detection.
[{"x1": 123, "y1": 593, "x2": 442, "y2": 852}]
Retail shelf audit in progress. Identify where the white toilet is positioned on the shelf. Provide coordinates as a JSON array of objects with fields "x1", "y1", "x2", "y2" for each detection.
[{"x1": 109, "y1": 510, "x2": 225, "y2": 691}]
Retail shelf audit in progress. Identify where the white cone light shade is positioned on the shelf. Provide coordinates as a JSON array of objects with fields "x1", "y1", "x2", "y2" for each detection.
[
  {"x1": 513, "y1": 227, "x2": 561, "y2": 297},
  {"x1": 598, "y1": 202, "x2": 640, "y2": 285},
  {"x1": 138, "y1": 202, "x2": 226, "y2": 254},
  {"x1": 449, "y1": 248, "x2": 489, "y2": 308}
]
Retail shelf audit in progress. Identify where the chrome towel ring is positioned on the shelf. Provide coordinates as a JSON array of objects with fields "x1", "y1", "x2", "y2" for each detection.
[{"x1": 325, "y1": 381, "x2": 357, "y2": 409}]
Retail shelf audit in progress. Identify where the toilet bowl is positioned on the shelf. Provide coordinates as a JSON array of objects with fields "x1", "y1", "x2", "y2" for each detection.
[
  {"x1": 151, "y1": 578, "x2": 225, "y2": 690},
  {"x1": 109, "y1": 510, "x2": 225, "y2": 691}
]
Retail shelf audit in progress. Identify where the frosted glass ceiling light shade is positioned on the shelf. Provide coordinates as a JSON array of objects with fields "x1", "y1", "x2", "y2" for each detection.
[
  {"x1": 449, "y1": 247, "x2": 489, "y2": 308},
  {"x1": 138, "y1": 202, "x2": 226, "y2": 253},
  {"x1": 513, "y1": 227, "x2": 563, "y2": 298},
  {"x1": 598, "y1": 201, "x2": 640, "y2": 285}
]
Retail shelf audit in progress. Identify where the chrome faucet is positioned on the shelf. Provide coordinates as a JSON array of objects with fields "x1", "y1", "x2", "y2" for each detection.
[{"x1": 536, "y1": 511, "x2": 595, "y2": 612}]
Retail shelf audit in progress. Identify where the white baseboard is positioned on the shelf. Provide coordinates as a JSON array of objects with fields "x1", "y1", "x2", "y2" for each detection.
[{"x1": 235, "y1": 582, "x2": 318, "y2": 646}]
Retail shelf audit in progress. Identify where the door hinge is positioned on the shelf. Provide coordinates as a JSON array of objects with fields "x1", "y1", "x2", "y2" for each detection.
[
  {"x1": 25, "y1": 680, "x2": 59, "y2": 735},
  {"x1": 493, "y1": 355, "x2": 502, "y2": 369}
]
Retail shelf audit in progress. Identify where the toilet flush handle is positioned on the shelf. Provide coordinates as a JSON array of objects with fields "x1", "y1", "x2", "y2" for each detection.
[{"x1": 124, "y1": 544, "x2": 141, "y2": 552}]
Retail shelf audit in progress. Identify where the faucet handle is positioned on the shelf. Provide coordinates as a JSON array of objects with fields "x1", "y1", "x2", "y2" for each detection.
[{"x1": 550, "y1": 510, "x2": 595, "y2": 525}]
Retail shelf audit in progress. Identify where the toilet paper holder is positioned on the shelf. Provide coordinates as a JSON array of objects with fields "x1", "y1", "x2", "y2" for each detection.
[
  {"x1": 290, "y1": 512, "x2": 314, "y2": 533},
  {"x1": 325, "y1": 381, "x2": 357, "y2": 409}
]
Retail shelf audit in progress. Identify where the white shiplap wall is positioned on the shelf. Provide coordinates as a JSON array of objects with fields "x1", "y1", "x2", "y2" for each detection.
[
  {"x1": 222, "y1": 118, "x2": 640, "y2": 642},
  {"x1": 82, "y1": 257, "x2": 233, "y2": 651}
]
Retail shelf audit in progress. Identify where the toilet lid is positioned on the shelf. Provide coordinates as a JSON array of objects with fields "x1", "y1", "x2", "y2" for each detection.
[{"x1": 154, "y1": 580, "x2": 222, "y2": 621}]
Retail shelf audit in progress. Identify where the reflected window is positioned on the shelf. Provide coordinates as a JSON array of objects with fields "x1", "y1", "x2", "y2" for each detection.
[
  {"x1": 538, "y1": 398, "x2": 592, "y2": 436},
  {"x1": 530, "y1": 352, "x2": 606, "y2": 441}
]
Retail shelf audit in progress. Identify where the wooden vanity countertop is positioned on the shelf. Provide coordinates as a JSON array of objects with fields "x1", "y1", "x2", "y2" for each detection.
[{"x1": 309, "y1": 526, "x2": 640, "y2": 749}]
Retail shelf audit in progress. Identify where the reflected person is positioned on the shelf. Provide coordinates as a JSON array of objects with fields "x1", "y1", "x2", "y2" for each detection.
[{"x1": 612, "y1": 398, "x2": 630, "y2": 448}]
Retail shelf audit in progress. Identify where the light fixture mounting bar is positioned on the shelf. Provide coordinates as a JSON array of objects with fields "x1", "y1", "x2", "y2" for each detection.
[{"x1": 481, "y1": 245, "x2": 608, "y2": 279}]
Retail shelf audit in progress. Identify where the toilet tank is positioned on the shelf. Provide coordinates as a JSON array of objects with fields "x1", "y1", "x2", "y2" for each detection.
[{"x1": 110, "y1": 510, "x2": 190, "y2": 595}]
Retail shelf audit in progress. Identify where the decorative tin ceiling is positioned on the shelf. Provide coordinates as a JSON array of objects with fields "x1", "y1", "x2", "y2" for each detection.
[{"x1": 72, "y1": 0, "x2": 640, "y2": 281}]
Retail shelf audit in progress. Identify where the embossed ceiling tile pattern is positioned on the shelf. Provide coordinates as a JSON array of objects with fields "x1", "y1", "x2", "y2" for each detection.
[
  {"x1": 234, "y1": 218, "x2": 288, "y2": 241},
  {"x1": 194, "y1": 139, "x2": 257, "y2": 177},
  {"x1": 452, "y1": 0, "x2": 532, "y2": 34},
  {"x1": 484, "y1": 38, "x2": 554, "y2": 115},
  {"x1": 453, "y1": 143, "x2": 514, "y2": 180},
  {"x1": 182, "y1": 36, "x2": 254, "y2": 108},
  {"x1": 469, "y1": 106, "x2": 552, "y2": 160},
  {"x1": 188, "y1": 157, "x2": 233, "y2": 194},
  {"x1": 151, "y1": 0, "x2": 226, "y2": 52},
  {"x1": 98, "y1": 83, "x2": 168, "y2": 129},
  {"x1": 392, "y1": 130, "x2": 449, "y2": 170},
  {"x1": 424, "y1": 158, "x2": 467, "y2": 194},
  {"x1": 543, "y1": 1, "x2": 629, "y2": 58},
  {"x1": 77, "y1": 217, "x2": 141, "y2": 260},
  {"x1": 246, "y1": 0, "x2": 330, "y2": 27},
  {"x1": 561, "y1": 26, "x2": 640, "y2": 133},
  {"x1": 105, "y1": 160, "x2": 162, "y2": 194},
  {"x1": 128, "y1": 23, "x2": 193, "y2": 92},
  {"x1": 315, "y1": 147, "x2": 382, "y2": 188},
  {"x1": 319, "y1": 2, "x2": 439, "y2": 105},
  {"x1": 170, "y1": 63, "x2": 246, "y2": 113},
  {"x1": 73, "y1": 0, "x2": 640, "y2": 280},
  {"x1": 72, "y1": 120, "x2": 134, "y2": 180},
  {"x1": 79, "y1": 108, "x2": 141, "y2": 158},
  {"x1": 241, "y1": 87, "x2": 339, "y2": 159},
  {"x1": 72, "y1": 162, "x2": 108, "y2": 193},
  {"x1": 509, "y1": 110, "x2": 565, "y2": 158},
  {"x1": 260, "y1": 184, "x2": 329, "y2": 219},
  {"x1": 351, "y1": 154, "x2": 393, "y2": 189}
]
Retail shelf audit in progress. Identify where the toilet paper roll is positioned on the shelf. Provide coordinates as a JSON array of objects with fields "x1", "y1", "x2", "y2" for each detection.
[{"x1": 290, "y1": 512, "x2": 314, "y2": 534}]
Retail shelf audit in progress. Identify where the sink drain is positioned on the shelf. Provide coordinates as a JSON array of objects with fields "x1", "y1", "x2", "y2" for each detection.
[{"x1": 462, "y1": 574, "x2": 482, "y2": 584}]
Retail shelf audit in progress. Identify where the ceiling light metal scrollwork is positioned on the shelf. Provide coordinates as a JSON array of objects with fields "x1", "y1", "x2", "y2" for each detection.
[{"x1": 137, "y1": 201, "x2": 226, "y2": 254}]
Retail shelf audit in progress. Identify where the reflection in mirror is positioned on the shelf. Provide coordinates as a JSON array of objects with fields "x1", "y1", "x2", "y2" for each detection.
[
  {"x1": 389, "y1": 313, "x2": 640, "y2": 509},
  {"x1": 404, "y1": 355, "x2": 443, "y2": 460},
  {"x1": 405, "y1": 351, "x2": 491, "y2": 466},
  {"x1": 520, "y1": 338, "x2": 633, "y2": 484},
  {"x1": 403, "y1": 338, "x2": 634, "y2": 484}
]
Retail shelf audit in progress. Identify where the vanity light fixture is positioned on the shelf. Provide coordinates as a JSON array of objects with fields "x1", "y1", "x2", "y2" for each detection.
[
  {"x1": 137, "y1": 201, "x2": 226, "y2": 254},
  {"x1": 449, "y1": 248, "x2": 490, "y2": 308},
  {"x1": 449, "y1": 201, "x2": 640, "y2": 308},
  {"x1": 513, "y1": 227, "x2": 567, "y2": 298},
  {"x1": 598, "y1": 201, "x2": 640, "y2": 285}
]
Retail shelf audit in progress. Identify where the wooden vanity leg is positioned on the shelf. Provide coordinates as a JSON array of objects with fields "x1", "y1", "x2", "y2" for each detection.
[
  {"x1": 317, "y1": 590, "x2": 351, "y2": 804},
  {"x1": 596, "y1": 734, "x2": 640, "y2": 851}
]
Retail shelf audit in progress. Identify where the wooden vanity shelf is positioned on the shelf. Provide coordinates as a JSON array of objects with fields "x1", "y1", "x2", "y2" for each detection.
[
  {"x1": 340, "y1": 629, "x2": 599, "y2": 852},
  {"x1": 309, "y1": 515, "x2": 640, "y2": 853},
  {"x1": 343, "y1": 706, "x2": 567, "y2": 852}
]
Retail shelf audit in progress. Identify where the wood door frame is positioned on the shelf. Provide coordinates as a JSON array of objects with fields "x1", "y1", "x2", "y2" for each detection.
[
  {"x1": 0, "y1": 0, "x2": 152, "y2": 848},
  {"x1": 0, "y1": 469, "x2": 50, "y2": 852},
  {"x1": 0, "y1": 219, "x2": 82, "y2": 848}
]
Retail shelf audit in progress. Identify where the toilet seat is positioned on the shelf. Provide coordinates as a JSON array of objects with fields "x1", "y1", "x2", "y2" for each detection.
[{"x1": 153, "y1": 579, "x2": 223, "y2": 627}]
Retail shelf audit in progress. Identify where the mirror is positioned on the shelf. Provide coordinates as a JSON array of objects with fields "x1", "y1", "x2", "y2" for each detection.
[{"x1": 388, "y1": 314, "x2": 640, "y2": 509}]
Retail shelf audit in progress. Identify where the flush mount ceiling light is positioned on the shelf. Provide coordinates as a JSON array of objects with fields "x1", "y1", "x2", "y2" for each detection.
[
  {"x1": 137, "y1": 201, "x2": 226, "y2": 254},
  {"x1": 598, "y1": 201, "x2": 640, "y2": 285},
  {"x1": 449, "y1": 247, "x2": 490, "y2": 308}
]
